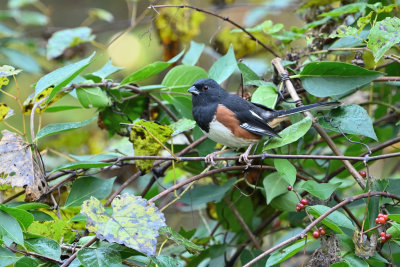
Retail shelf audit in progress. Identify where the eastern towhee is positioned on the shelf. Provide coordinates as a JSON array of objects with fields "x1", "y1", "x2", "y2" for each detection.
[{"x1": 188, "y1": 78, "x2": 340, "y2": 165}]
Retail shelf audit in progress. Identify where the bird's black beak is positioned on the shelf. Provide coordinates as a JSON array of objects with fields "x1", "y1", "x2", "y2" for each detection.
[{"x1": 188, "y1": 86, "x2": 199, "y2": 96}]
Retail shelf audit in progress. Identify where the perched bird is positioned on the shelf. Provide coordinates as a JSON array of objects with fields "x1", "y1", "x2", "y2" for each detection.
[{"x1": 188, "y1": 78, "x2": 340, "y2": 165}]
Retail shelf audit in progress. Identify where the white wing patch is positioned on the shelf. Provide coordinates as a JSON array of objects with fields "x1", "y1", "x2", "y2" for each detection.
[{"x1": 250, "y1": 110, "x2": 263, "y2": 120}]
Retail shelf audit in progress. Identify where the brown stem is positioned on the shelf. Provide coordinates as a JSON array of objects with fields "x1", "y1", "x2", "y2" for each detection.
[
  {"x1": 7, "y1": 246, "x2": 63, "y2": 264},
  {"x1": 224, "y1": 197, "x2": 261, "y2": 250}
]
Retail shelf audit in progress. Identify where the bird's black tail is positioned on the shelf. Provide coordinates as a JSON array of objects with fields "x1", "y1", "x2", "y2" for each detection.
[{"x1": 273, "y1": 101, "x2": 341, "y2": 118}]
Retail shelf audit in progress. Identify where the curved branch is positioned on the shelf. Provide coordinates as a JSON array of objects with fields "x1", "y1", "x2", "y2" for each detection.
[
  {"x1": 243, "y1": 191, "x2": 400, "y2": 267},
  {"x1": 150, "y1": 4, "x2": 279, "y2": 57}
]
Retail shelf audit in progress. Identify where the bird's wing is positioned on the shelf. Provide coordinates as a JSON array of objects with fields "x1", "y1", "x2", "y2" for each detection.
[{"x1": 223, "y1": 95, "x2": 280, "y2": 138}]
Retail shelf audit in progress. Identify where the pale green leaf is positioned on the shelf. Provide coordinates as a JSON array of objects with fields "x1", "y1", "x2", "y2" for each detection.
[
  {"x1": 35, "y1": 116, "x2": 97, "y2": 141},
  {"x1": 81, "y1": 194, "x2": 166, "y2": 256}
]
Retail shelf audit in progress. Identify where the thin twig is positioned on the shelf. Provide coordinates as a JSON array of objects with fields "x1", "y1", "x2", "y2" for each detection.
[
  {"x1": 7, "y1": 245, "x2": 63, "y2": 264},
  {"x1": 224, "y1": 197, "x2": 262, "y2": 250},
  {"x1": 150, "y1": 4, "x2": 279, "y2": 57}
]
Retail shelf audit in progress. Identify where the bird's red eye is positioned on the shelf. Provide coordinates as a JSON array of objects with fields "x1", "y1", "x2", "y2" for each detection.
[{"x1": 204, "y1": 86, "x2": 208, "y2": 90}]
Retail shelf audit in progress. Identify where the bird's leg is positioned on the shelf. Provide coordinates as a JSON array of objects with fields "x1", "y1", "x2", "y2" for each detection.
[
  {"x1": 238, "y1": 144, "x2": 254, "y2": 165},
  {"x1": 205, "y1": 146, "x2": 231, "y2": 166}
]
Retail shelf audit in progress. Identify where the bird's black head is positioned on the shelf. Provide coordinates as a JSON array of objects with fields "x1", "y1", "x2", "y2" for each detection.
[{"x1": 188, "y1": 78, "x2": 225, "y2": 100}]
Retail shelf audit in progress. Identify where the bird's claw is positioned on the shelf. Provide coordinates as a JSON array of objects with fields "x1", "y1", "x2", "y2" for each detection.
[
  {"x1": 239, "y1": 153, "x2": 252, "y2": 166},
  {"x1": 205, "y1": 152, "x2": 218, "y2": 166}
]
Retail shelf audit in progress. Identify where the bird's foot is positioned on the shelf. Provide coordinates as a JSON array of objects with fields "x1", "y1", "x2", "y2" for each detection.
[
  {"x1": 205, "y1": 152, "x2": 219, "y2": 166},
  {"x1": 204, "y1": 149, "x2": 231, "y2": 166},
  {"x1": 238, "y1": 144, "x2": 254, "y2": 166},
  {"x1": 238, "y1": 152, "x2": 252, "y2": 166}
]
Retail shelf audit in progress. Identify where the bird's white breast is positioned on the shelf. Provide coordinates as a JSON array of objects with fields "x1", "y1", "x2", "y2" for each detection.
[{"x1": 203, "y1": 120, "x2": 259, "y2": 148}]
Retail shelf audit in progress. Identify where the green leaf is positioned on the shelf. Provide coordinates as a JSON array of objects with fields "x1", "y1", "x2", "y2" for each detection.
[
  {"x1": 270, "y1": 191, "x2": 298, "y2": 212},
  {"x1": 11, "y1": 202, "x2": 50, "y2": 210},
  {"x1": 386, "y1": 222, "x2": 400, "y2": 239},
  {"x1": 319, "y1": 3, "x2": 366, "y2": 17},
  {"x1": 120, "y1": 50, "x2": 184, "y2": 85},
  {"x1": 0, "y1": 204, "x2": 34, "y2": 231},
  {"x1": 299, "y1": 62, "x2": 382, "y2": 97},
  {"x1": 273, "y1": 159, "x2": 296, "y2": 186},
  {"x1": 25, "y1": 238, "x2": 61, "y2": 260},
  {"x1": 161, "y1": 65, "x2": 208, "y2": 120},
  {"x1": 44, "y1": 105, "x2": 82, "y2": 112},
  {"x1": 65, "y1": 176, "x2": 116, "y2": 208},
  {"x1": 301, "y1": 180, "x2": 341, "y2": 200},
  {"x1": 151, "y1": 255, "x2": 182, "y2": 267},
  {"x1": 331, "y1": 261, "x2": 350, "y2": 267},
  {"x1": 388, "y1": 214, "x2": 400, "y2": 223},
  {"x1": 47, "y1": 27, "x2": 95, "y2": 59},
  {"x1": 77, "y1": 247, "x2": 122, "y2": 267},
  {"x1": 180, "y1": 178, "x2": 236, "y2": 206},
  {"x1": 307, "y1": 205, "x2": 354, "y2": 233},
  {"x1": 266, "y1": 238, "x2": 315, "y2": 267},
  {"x1": 12, "y1": 10, "x2": 47, "y2": 26},
  {"x1": 318, "y1": 105, "x2": 378, "y2": 140},
  {"x1": 0, "y1": 246, "x2": 18, "y2": 267},
  {"x1": 237, "y1": 62, "x2": 260, "y2": 84},
  {"x1": 263, "y1": 116, "x2": 312, "y2": 151},
  {"x1": 182, "y1": 41, "x2": 205, "y2": 66},
  {"x1": 0, "y1": 48, "x2": 41, "y2": 74},
  {"x1": 208, "y1": 44, "x2": 237, "y2": 84},
  {"x1": 35, "y1": 52, "x2": 95, "y2": 101},
  {"x1": 250, "y1": 84, "x2": 278, "y2": 109},
  {"x1": 0, "y1": 210, "x2": 24, "y2": 245},
  {"x1": 35, "y1": 116, "x2": 96, "y2": 141},
  {"x1": 14, "y1": 256, "x2": 39, "y2": 267},
  {"x1": 344, "y1": 253, "x2": 368, "y2": 267},
  {"x1": 169, "y1": 118, "x2": 196, "y2": 136},
  {"x1": 76, "y1": 86, "x2": 111, "y2": 108},
  {"x1": 368, "y1": 17, "x2": 400, "y2": 62},
  {"x1": 51, "y1": 161, "x2": 112, "y2": 173},
  {"x1": 81, "y1": 194, "x2": 166, "y2": 256},
  {"x1": 8, "y1": 0, "x2": 37, "y2": 9},
  {"x1": 263, "y1": 172, "x2": 289, "y2": 204},
  {"x1": 159, "y1": 226, "x2": 203, "y2": 254},
  {"x1": 91, "y1": 59, "x2": 123, "y2": 80}
]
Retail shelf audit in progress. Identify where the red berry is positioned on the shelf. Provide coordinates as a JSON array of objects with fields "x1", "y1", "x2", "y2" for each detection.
[
  {"x1": 359, "y1": 171, "x2": 366, "y2": 178},
  {"x1": 381, "y1": 236, "x2": 387, "y2": 243},
  {"x1": 287, "y1": 185, "x2": 293, "y2": 191},
  {"x1": 319, "y1": 229, "x2": 326, "y2": 236},
  {"x1": 386, "y1": 233, "x2": 392, "y2": 240},
  {"x1": 297, "y1": 203, "x2": 305, "y2": 210},
  {"x1": 318, "y1": 226, "x2": 325, "y2": 231},
  {"x1": 378, "y1": 213, "x2": 384, "y2": 218},
  {"x1": 377, "y1": 217, "x2": 386, "y2": 225},
  {"x1": 383, "y1": 214, "x2": 389, "y2": 221},
  {"x1": 375, "y1": 218, "x2": 380, "y2": 224},
  {"x1": 300, "y1": 198, "x2": 309, "y2": 205},
  {"x1": 312, "y1": 231, "x2": 320, "y2": 238},
  {"x1": 296, "y1": 206, "x2": 301, "y2": 212},
  {"x1": 380, "y1": 232, "x2": 386, "y2": 237}
]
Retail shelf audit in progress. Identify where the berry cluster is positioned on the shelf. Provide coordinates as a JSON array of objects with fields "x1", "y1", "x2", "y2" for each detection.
[
  {"x1": 296, "y1": 198, "x2": 308, "y2": 212},
  {"x1": 375, "y1": 213, "x2": 389, "y2": 225},
  {"x1": 380, "y1": 232, "x2": 392, "y2": 243},
  {"x1": 312, "y1": 226, "x2": 326, "y2": 238}
]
